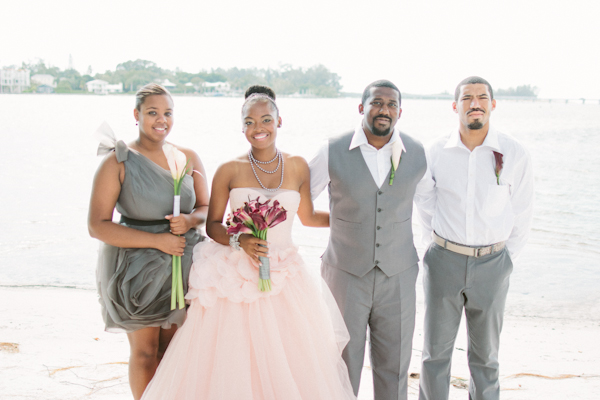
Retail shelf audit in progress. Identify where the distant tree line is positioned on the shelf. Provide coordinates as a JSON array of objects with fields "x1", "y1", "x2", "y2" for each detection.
[
  {"x1": 496, "y1": 84, "x2": 538, "y2": 98},
  {"x1": 18, "y1": 59, "x2": 343, "y2": 97}
]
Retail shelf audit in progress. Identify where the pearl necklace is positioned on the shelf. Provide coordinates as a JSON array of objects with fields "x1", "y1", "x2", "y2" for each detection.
[
  {"x1": 249, "y1": 150, "x2": 281, "y2": 174},
  {"x1": 249, "y1": 150, "x2": 278, "y2": 164},
  {"x1": 248, "y1": 150, "x2": 284, "y2": 192}
]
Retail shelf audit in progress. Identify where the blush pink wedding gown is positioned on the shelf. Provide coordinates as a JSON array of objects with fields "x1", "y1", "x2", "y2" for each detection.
[{"x1": 141, "y1": 187, "x2": 356, "y2": 400}]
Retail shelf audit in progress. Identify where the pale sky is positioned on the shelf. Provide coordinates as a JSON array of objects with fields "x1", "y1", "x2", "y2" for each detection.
[{"x1": 2, "y1": 0, "x2": 599, "y2": 99}]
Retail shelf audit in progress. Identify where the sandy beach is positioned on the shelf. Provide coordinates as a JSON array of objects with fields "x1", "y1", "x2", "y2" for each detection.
[{"x1": 2, "y1": 285, "x2": 598, "y2": 400}]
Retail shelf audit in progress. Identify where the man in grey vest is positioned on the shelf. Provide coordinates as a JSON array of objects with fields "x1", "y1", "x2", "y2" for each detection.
[{"x1": 310, "y1": 80, "x2": 427, "y2": 400}]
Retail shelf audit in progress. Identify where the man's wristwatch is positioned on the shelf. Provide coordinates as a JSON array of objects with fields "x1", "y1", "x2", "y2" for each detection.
[{"x1": 229, "y1": 232, "x2": 242, "y2": 251}]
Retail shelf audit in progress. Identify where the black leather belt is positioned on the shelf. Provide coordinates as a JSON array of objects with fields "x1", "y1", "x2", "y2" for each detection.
[{"x1": 120, "y1": 215, "x2": 170, "y2": 226}]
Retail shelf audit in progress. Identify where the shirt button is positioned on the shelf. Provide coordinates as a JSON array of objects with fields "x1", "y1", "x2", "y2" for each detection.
[
  {"x1": 377, "y1": 226, "x2": 381, "y2": 230},
  {"x1": 376, "y1": 243, "x2": 380, "y2": 247},
  {"x1": 377, "y1": 208, "x2": 382, "y2": 212}
]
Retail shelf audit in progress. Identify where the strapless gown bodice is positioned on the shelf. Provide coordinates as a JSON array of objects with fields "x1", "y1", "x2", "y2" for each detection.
[
  {"x1": 229, "y1": 187, "x2": 300, "y2": 248},
  {"x1": 186, "y1": 187, "x2": 304, "y2": 306}
]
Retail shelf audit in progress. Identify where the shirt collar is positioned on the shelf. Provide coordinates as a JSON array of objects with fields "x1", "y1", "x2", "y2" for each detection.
[
  {"x1": 349, "y1": 124, "x2": 406, "y2": 152},
  {"x1": 444, "y1": 126, "x2": 501, "y2": 153}
]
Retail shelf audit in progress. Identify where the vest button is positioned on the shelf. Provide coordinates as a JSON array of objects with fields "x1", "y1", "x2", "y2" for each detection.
[
  {"x1": 375, "y1": 260, "x2": 379, "y2": 264},
  {"x1": 378, "y1": 190, "x2": 383, "y2": 195},
  {"x1": 376, "y1": 243, "x2": 380, "y2": 247},
  {"x1": 377, "y1": 226, "x2": 381, "y2": 230},
  {"x1": 377, "y1": 208, "x2": 382, "y2": 212}
]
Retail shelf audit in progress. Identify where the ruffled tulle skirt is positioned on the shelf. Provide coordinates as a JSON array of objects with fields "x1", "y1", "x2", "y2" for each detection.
[{"x1": 141, "y1": 240, "x2": 356, "y2": 400}]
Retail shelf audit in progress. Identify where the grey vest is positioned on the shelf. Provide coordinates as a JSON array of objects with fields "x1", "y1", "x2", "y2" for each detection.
[{"x1": 323, "y1": 131, "x2": 426, "y2": 277}]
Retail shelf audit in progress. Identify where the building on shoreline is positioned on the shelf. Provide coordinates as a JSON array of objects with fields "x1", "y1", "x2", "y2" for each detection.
[
  {"x1": 85, "y1": 79, "x2": 123, "y2": 94},
  {"x1": 0, "y1": 68, "x2": 30, "y2": 93},
  {"x1": 201, "y1": 81, "x2": 231, "y2": 96},
  {"x1": 31, "y1": 74, "x2": 56, "y2": 93},
  {"x1": 162, "y1": 79, "x2": 176, "y2": 90}
]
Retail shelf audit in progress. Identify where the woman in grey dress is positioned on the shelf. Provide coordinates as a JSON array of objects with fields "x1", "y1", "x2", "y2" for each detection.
[{"x1": 88, "y1": 83, "x2": 209, "y2": 400}]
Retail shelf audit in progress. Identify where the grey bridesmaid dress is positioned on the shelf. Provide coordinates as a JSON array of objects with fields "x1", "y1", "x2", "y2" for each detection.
[{"x1": 95, "y1": 139, "x2": 203, "y2": 333}]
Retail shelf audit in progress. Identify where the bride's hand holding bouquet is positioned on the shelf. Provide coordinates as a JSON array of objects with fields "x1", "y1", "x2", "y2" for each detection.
[{"x1": 226, "y1": 197, "x2": 288, "y2": 291}]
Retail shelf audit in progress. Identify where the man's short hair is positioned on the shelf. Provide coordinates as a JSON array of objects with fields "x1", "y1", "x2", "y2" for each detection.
[
  {"x1": 361, "y1": 80, "x2": 401, "y2": 106},
  {"x1": 454, "y1": 76, "x2": 494, "y2": 101}
]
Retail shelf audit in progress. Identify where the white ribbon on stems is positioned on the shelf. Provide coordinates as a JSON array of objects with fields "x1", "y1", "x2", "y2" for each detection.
[{"x1": 162, "y1": 143, "x2": 191, "y2": 310}]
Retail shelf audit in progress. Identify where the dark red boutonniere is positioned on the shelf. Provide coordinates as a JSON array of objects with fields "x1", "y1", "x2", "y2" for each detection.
[{"x1": 493, "y1": 151, "x2": 503, "y2": 185}]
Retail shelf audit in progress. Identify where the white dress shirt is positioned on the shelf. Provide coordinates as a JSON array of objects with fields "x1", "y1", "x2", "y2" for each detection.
[
  {"x1": 309, "y1": 124, "x2": 406, "y2": 199},
  {"x1": 414, "y1": 126, "x2": 534, "y2": 259}
]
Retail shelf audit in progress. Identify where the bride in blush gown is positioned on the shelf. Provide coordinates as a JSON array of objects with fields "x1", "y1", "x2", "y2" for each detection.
[{"x1": 141, "y1": 88, "x2": 356, "y2": 400}]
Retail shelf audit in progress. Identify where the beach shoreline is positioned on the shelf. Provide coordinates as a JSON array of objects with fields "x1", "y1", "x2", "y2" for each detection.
[{"x1": 2, "y1": 285, "x2": 598, "y2": 400}]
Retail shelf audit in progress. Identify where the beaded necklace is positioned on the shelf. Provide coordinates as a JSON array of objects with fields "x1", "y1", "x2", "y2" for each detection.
[
  {"x1": 249, "y1": 149, "x2": 281, "y2": 174},
  {"x1": 248, "y1": 150, "x2": 284, "y2": 192}
]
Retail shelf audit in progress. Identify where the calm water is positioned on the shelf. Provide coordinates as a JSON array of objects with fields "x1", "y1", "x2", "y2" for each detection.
[{"x1": 1, "y1": 94, "x2": 598, "y2": 320}]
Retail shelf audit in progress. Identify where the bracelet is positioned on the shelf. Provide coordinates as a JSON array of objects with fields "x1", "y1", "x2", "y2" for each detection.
[{"x1": 229, "y1": 232, "x2": 242, "y2": 251}]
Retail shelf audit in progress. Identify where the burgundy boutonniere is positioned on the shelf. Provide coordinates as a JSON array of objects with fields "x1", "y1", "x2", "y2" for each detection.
[{"x1": 493, "y1": 151, "x2": 503, "y2": 185}]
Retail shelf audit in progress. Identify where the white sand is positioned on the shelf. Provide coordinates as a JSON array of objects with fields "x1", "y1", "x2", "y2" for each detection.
[{"x1": 2, "y1": 286, "x2": 598, "y2": 399}]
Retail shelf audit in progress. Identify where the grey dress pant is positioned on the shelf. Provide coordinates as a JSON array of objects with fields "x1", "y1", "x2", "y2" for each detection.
[
  {"x1": 419, "y1": 242, "x2": 513, "y2": 400},
  {"x1": 322, "y1": 262, "x2": 419, "y2": 400}
]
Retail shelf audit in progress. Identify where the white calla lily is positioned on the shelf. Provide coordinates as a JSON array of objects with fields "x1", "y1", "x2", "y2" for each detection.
[
  {"x1": 174, "y1": 148, "x2": 187, "y2": 177},
  {"x1": 389, "y1": 139, "x2": 405, "y2": 186},
  {"x1": 391, "y1": 140, "x2": 403, "y2": 170},
  {"x1": 162, "y1": 143, "x2": 181, "y2": 179}
]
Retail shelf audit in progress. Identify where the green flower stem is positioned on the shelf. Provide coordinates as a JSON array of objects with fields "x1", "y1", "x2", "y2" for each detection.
[
  {"x1": 169, "y1": 158, "x2": 192, "y2": 310},
  {"x1": 389, "y1": 167, "x2": 396, "y2": 185},
  {"x1": 259, "y1": 279, "x2": 271, "y2": 291},
  {"x1": 171, "y1": 256, "x2": 177, "y2": 310},
  {"x1": 176, "y1": 255, "x2": 185, "y2": 309}
]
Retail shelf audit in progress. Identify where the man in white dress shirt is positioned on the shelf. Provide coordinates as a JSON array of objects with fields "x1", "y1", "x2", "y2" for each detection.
[
  {"x1": 310, "y1": 80, "x2": 427, "y2": 400},
  {"x1": 415, "y1": 76, "x2": 534, "y2": 400}
]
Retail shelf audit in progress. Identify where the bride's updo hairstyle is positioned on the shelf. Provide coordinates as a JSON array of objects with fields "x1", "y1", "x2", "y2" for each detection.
[
  {"x1": 135, "y1": 83, "x2": 173, "y2": 111},
  {"x1": 242, "y1": 85, "x2": 279, "y2": 118},
  {"x1": 244, "y1": 85, "x2": 276, "y2": 100}
]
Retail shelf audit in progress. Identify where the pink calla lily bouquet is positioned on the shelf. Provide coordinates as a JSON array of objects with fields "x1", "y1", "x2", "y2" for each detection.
[
  {"x1": 226, "y1": 197, "x2": 287, "y2": 292},
  {"x1": 163, "y1": 143, "x2": 191, "y2": 310}
]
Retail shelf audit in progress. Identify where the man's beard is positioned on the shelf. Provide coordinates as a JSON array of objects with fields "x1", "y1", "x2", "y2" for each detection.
[
  {"x1": 371, "y1": 116, "x2": 392, "y2": 136},
  {"x1": 467, "y1": 109, "x2": 485, "y2": 130},
  {"x1": 372, "y1": 126, "x2": 392, "y2": 136},
  {"x1": 467, "y1": 121, "x2": 483, "y2": 130}
]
